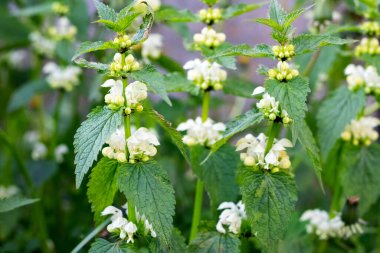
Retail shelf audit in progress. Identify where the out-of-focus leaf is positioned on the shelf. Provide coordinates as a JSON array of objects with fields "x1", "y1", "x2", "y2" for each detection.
[
  {"x1": 73, "y1": 58, "x2": 109, "y2": 72},
  {"x1": 13, "y1": 2, "x2": 53, "y2": 16},
  {"x1": 0, "y1": 196, "x2": 39, "y2": 213},
  {"x1": 223, "y1": 3, "x2": 265, "y2": 19},
  {"x1": 156, "y1": 6, "x2": 198, "y2": 22},
  {"x1": 72, "y1": 41, "x2": 116, "y2": 61},
  {"x1": 223, "y1": 77, "x2": 257, "y2": 98}
]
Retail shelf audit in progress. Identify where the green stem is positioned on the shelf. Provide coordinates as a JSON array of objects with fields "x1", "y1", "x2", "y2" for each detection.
[
  {"x1": 264, "y1": 122, "x2": 282, "y2": 156},
  {"x1": 51, "y1": 91, "x2": 64, "y2": 155},
  {"x1": 302, "y1": 48, "x2": 321, "y2": 77},
  {"x1": 317, "y1": 240, "x2": 327, "y2": 253},
  {"x1": 329, "y1": 142, "x2": 344, "y2": 215},
  {"x1": 365, "y1": 102, "x2": 380, "y2": 116},
  {"x1": 201, "y1": 91, "x2": 210, "y2": 122}
]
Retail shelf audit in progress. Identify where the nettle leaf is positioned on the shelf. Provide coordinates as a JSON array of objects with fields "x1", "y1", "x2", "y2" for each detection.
[
  {"x1": 317, "y1": 87, "x2": 366, "y2": 159},
  {"x1": 291, "y1": 34, "x2": 356, "y2": 55},
  {"x1": 190, "y1": 145, "x2": 240, "y2": 208},
  {"x1": 156, "y1": 6, "x2": 199, "y2": 22},
  {"x1": 361, "y1": 54, "x2": 380, "y2": 72},
  {"x1": 223, "y1": 77, "x2": 258, "y2": 98},
  {"x1": 0, "y1": 196, "x2": 39, "y2": 213},
  {"x1": 87, "y1": 158, "x2": 119, "y2": 224},
  {"x1": 131, "y1": 9, "x2": 154, "y2": 45},
  {"x1": 131, "y1": 65, "x2": 171, "y2": 106},
  {"x1": 239, "y1": 169, "x2": 297, "y2": 252},
  {"x1": 117, "y1": 161, "x2": 175, "y2": 247},
  {"x1": 89, "y1": 238, "x2": 134, "y2": 253},
  {"x1": 223, "y1": 3, "x2": 264, "y2": 20},
  {"x1": 265, "y1": 77, "x2": 310, "y2": 142},
  {"x1": 269, "y1": 0, "x2": 286, "y2": 25},
  {"x1": 255, "y1": 18, "x2": 283, "y2": 30},
  {"x1": 187, "y1": 232, "x2": 241, "y2": 253},
  {"x1": 94, "y1": 0, "x2": 117, "y2": 22},
  {"x1": 149, "y1": 228, "x2": 187, "y2": 253},
  {"x1": 341, "y1": 144, "x2": 380, "y2": 215},
  {"x1": 74, "y1": 106, "x2": 123, "y2": 188},
  {"x1": 200, "y1": 0, "x2": 219, "y2": 5},
  {"x1": 200, "y1": 44, "x2": 237, "y2": 70},
  {"x1": 72, "y1": 41, "x2": 116, "y2": 61},
  {"x1": 207, "y1": 43, "x2": 273, "y2": 59},
  {"x1": 163, "y1": 72, "x2": 199, "y2": 95},
  {"x1": 74, "y1": 58, "x2": 109, "y2": 72}
]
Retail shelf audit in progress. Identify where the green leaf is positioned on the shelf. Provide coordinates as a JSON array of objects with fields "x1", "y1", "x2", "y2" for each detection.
[
  {"x1": 341, "y1": 144, "x2": 380, "y2": 214},
  {"x1": 255, "y1": 18, "x2": 283, "y2": 30},
  {"x1": 7, "y1": 79, "x2": 49, "y2": 112},
  {"x1": 361, "y1": 54, "x2": 380, "y2": 72},
  {"x1": 87, "y1": 158, "x2": 119, "y2": 224},
  {"x1": 114, "y1": 3, "x2": 142, "y2": 32},
  {"x1": 149, "y1": 228, "x2": 187, "y2": 253},
  {"x1": 200, "y1": 0, "x2": 219, "y2": 5},
  {"x1": 317, "y1": 87, "x2": 366, "y2": 159},
  {"x1": 72, "y1": 41, "x2": 116, "y2": 61},
  {"x1": 265, "y1": 77, "x2": 310, "y2": 142},
  {"x1": 223, "y1": 3, "x2": 264, "y2": 19},
  {"x1": 74, "y1": 106, "x2": 123, "y2": 188},
  {"x1": 269, "y1": 0, "x2": 286, "y2": 24},
  {"x1": 131, "y1": 65, "x2": 172, "y2": 106},
  {"x1": 187, "y1": 232, "x2": 241, "y2": 253},
  {"x1": 0, "y1": 196, "x2": 39, "y2": 213},
  {"x1": 94, "y1": 0, "x2": 117, "y2": 22},
  {"x1": 223, "y1": 77, "x2": 257, "y2": 98},
  {"x1": 151, "y1": 54, "x2": 185, "y2": 73},
  {"x1": 239, "y1": 170, "x2": 297, "y2": 251},
  {"x1": 207, "y1": 44, "x2": 273, "y2": 59},
  {"x1": 73, "y1": 58, "x2": 109, "y2": 72},
  {"x1": 89, "y1": 238, "x2": 133, "y2": 253},
  {"x1": 200, "y1": 44, "x2": 237, "y2": 70},
  {"x1": 131, "y1": 9, "x2": 154, "y2": 45},
  {"x1": 13, "y1": 2, "x2": 53, "y2": 16},
  {"x1": 156, "y1": 6, "x2": 199, "y2": 22},
  {"x1": 163, "y1": 72, "x2": 199, "y2": 95},
  {"x1": 117, "y1": 161, "x2": 175, "y2": 247},
  {"x1": 190, "y1": 145, "x2": 240, "y2": 208}
]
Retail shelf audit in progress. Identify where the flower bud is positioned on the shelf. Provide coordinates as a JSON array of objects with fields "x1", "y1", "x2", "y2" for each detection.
[
  {"x1": 244, "y1": 156, "x2": 255, "y2": 166},
  {"x1": 116, "y1": 152, "x2": 127, "y2": 163},
  {"x1": 125, "y1": 107, "x2": 132, "y2": 115},
  {"x1": 136, "y1": 104, "x2": 144, "y2": 112}
]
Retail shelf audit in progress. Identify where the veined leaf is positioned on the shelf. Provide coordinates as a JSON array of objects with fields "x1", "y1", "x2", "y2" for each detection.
[
  {"x1": 317, "y1": 87, "x2": 366, "y2": 159},
  {"x1": 149, "y1": 228, "x2": 187, "y2": 253},
  {"x1": 94, "y1": 0, "x2": 117, "y2": 22},
  {"x1": 74, "y1": 106, "x2": 123, "y2": 188},
  {"x1": 72, "y1": 41, "x2": 116, "y2": 61},
  {"x1": 163, "y1": 72, "x2": 199, "y2": 95},
  {"x1": 223, "y1": 3, "x2": 265, "y2": 19},
  {"x1": 87, "y1": 158, "x2": 119, "y2": 224},
  {"x1": 207, "y1": 43, "x2": 273, "y2": 59},
  {"x1": 73, "y1": 58, "x2": 109, "y2": 72},
  {"x1": 156, "y1": 6, "x2": 199, "y2": 22},
  {"x1": 187, "y1": 232, "x2": 241, "y2": 253},
  {"x1": 0, "y1": 196, "x2": 39, "y2": 213},
  {"x1": 89, "y1": 238, "x2": 135, "y2": 253},
  {"x1": 255, "y1": 18, "x2": 283, "y2": 30},
  {"x1": 269, "y1": 0, "x2": 286, "y2": 25},
  {"x1": 131, "y1": 8, "x2": 154, "y2": 45},
  {"x1": 239, "y1": 169, "x2": 297, "y2": 252},
  {"x1": 117, "y1": 161, "x2": 175, "y2": 247},
  {"x1": 223, "y1": 77, "x2": 258, "y2": 98}
]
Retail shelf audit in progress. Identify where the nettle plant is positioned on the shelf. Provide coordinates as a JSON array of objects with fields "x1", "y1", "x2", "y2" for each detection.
[{"x1": 70, "y1": 0, "x2": 379, "y2": 252}]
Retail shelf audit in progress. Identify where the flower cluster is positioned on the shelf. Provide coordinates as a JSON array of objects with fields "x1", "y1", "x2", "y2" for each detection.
[
  {"x1": 236, "y1": 133, "x2": 293, "y2": 172},
  {"x1": 344, "y1": 64, "x2": 380, "y2": 94},
  {"x1": 29, "y1": 32, "x2": 56, "y2": 57},
  {"x1": 113, "y1": 34, "x2": 132, "y2": 50},
  {"x1": 43, "y1": 62, "x2": 81, "y2": 91},
  {"x1": 0, "y1": 185, "x2": 19, "y2": 199},
  {"x1": 199, "y1": 8, "x2": 222, "y2": 25},
  {"x1": 48, "y1": 17, "x2": 77, "y2": 41},
  {"x1": 101, "y1": 205, "x2": 156, "y2": 243},
  {"x1": 177, "y1": 117, "x2": 225, "y2": 147},
  {"x1": 272, "y1": 44, "x2": 295, "y2": 61},
  {"x1": 141, "y1": 33, "x2": 163, "y2": 60},
  {"x1": 268, "y1": 61, "x2": 299, "y2": 82},
  {"x1": 52, "y1": 2, "x2": 69, "y2": 15},
  {"x1": 300, "y1": 209, "x2": 364, "y2": 239},
  {"x1": 216, "y1": 201, "x2": 246, "y2": 234},
  {"x1": 252, "y1": 87, "x2": 292, "y2": 124},
  {"x1": 193, "y1": 27, "x2": 226, "y2": 48},
  {"x1": 110, "y1": 53, "x2": 141, "y2": 76},
  {"x1": 355, "y1": 37, "x2": 380, "y2": 56},
  {"x1": 341, "y1": 116, "x2": 380, "y2": 146},
  {"x1": 183, "y1": 59, "x2": 227, "y2": 90},
  {"x1": 361, "y1": 21, "x2": 380, "y2": 37}
]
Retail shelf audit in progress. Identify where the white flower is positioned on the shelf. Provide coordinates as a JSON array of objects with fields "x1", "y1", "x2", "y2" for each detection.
[
  {"x1": 43, "y1": 62, "x2": 81, "y2": 91},
  {"x1": 142, "y1": 33, "x2": 163, "y2": 60},
  {"x1": 137, "y1": 0, "x2": 161, "y2": 11},
  {"x1": 48, "y1": 16, "x2": 77, "y2": 41},
  {"x1": 345, "y1": 64, "x2": 380, "y2": 94},
  {"x1": 101, "y1": 206, "x2": 137, "y2": 241},
  {"x1": 341, "y1": 116, "x2": 380, "y2": 146},
  {"x1": 32, "y1": 142, "x2": 48, "y2": 161},
  {"x1": 193, "y1": 27, "x2": 226, "y2": 48},
  {"x1": 54, "y1": 144, "x2": 69, "y2": 163},
  {"x1": 127, "y1": 127, "x2": 160, "y2": 162},
  {"x1": 124, "y1": 222, "x2": 138, "y2": 243},
  {"x1": 29, "y1": 32, "x2": 56, "y2": 57},
  {"x1": 102, "y1": 79, "x2": 124, "y2": 108},
  {"x1": 125, "y1": 81, "x2": 148, "y2": 108},
  {"x1": 0, "y1": 185, "x2": 19, "y2": 199},
  {"x1": 102, "y1": 127, "x2": 126, "y2": 162},
  {"x1": 236, "y1": 133, "x2": 292, "y2": 171},
  {"x1": 177, "y1": 117, "x2": 225, "y2": 147},
  {"x1": 216, "y1": 201, "x2": 246, "y2": 234},
  {"x1": 7, "y1": 50, "x2": 28, "y2": 68},
  {"x1": 183, "y1": 59, "x2": 227, "y2": 90},
  {"x1": 24, "y1": 131, "x2": 40, "y2": 144}
]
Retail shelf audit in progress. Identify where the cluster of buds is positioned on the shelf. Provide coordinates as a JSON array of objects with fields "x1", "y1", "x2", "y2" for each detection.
[
  {"x1": 252, "y1": 87, "x2": 292, "y2": 124},
  {"x1": 236, "y1": 133, "x2": 293, "y2": 172},
  {"x1": 268, "y1": 61, "x2": 299, "y2": 82},
  {"x1": 52, "y1": 2, "x2": 69, "y2": 15},
  {"x1": 355, "y1": 37, "x2": 380, "y2": 56},
  {"x1": 102, "y1": 79, "x2": 125, "y2": 110},
  {"x1": 48, "y1": 17, "x2": 77, "y2": 41},
  {"x1": 113, "y1": 34, "x2": 132, "y2": 50},
  {"x1": 272, "y1": 44, "x2": 295, "y2": 61},
  {"x1": 124, "y1": 81, "x2": 148, "y2": 114},
  {"x1": 198, "y1": 8, "x2": 222, "y2": 25},
  {"x1": 110, "y1": 53, "x2": 140, "y2": 76},
  {"x1": 341, "y1": 116, "x2": 380, "y2": 146},
  {"x1": 361, "y1": 21, "x2": 380, "y2": 37},
  {"x1": 193, "y1": 27, "x2": 226, "y2": 48}
]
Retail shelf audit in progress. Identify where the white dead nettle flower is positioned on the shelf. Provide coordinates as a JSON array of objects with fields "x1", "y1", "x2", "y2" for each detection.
[
  {"x1": 137, "y1": 0, "x2": 161, "y2": 11},
  {"x1": 102, "y1": 127, "x2": 127, "y2": 163},
  {"x1": 268, "y1": 61, "x2": 299, "y2": 82},
  {"x1": 0, "y1": 185, "x2": 19, "y2": 199},
  {"x1": 236, "y1": 133, "x2": 293, "y2": 172},
  {"x1": 127, "y1": 127, "x2": 160, "y2": 163},
  {"x1": 142, "y1": 33, "x2": 163, "y2": 60},
  {"x1": 216, "y1": 201, "x2": 246, "y2": 234},
  {"x1": 48, "y1": 17, "x2": 77, "y2": 41},
  {"x1": 7, "y1": 50, "x2": 28, "y2": 68},
  {"x1": 55, "y1": 144, "x2": 69, "y2": 163},
  {"x1": 110, "y1": 53, "x2": 140, "y2": 76},
  {"x1": 177, "y1": 117, "x2": 226, "y2": 147},
  {"x1": 122, "y1": 203, "x2": 157, "y2": 238},
  {"x1": 125, "y1": 81, "x2": 148, "y2": 113},
  {"x1": 300, "y1": 209, "x2": 365, "y2": 240},
  {"x1": 344, "y1": 64, "x2": 380, "y2": 94},
  {"x1": 341, "y1": 116, "x2": 380, "y2": 146},
  {"x1": 43, "y1": 62, "x2": 81, "y2": 91},
  {"x1": 32, "y1": 142, "x2": 48, "y2": 161},
  {"x1": 252, "y1": 87, "x2": 292, "y2": 124},
  {"x1": 193, "y1": 27, "x2": 226, "y2": 48},
  {"x1": 102, "y1": 79, "x2": 125, "y2": 109},
  {"x1": 29, "y1": 32, "x2": 56, "y2": 57},
  {"x1": 355, "y1": 37, "x2": 380, "y2": 56},
  {"x1": 183, "y1": 59, "x2": 227, "y2": 90}
]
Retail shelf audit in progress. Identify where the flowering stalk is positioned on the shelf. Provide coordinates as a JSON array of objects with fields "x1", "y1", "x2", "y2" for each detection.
[{"x1": 264, "y1": 122, "x2": 282, "y2": 156}]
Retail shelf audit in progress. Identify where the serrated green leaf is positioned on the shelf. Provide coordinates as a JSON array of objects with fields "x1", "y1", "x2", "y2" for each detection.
[
  {"x1": 190, "y1": 145, "x2": 240, "y2": 208},
  {"x1": 87, "y1": 158, "x2": 119, "y2": 224},
  {"x1": 0, "y1": 196, "x2": 39, "y2": 213},
  {"x1": 131, "y1": 65, "x2": 172, "y2": 106},
  {"x1": 163, "y1": 72, "x2": 199, "y2": 95},
  {"x1": 255, "y1": 18, "x2": 283, "y2": 30},
  {"x1": 317, "y1": 87, "x2": 366, "y2": 159},
  {"x1": 74, "y1": 106, "x2": 123, "y2": 188},
  {"x1": 117, "y1": 161, "x2": 175, "y2": 247},
  {"x1": 74, "y1": 58, "x2": 109, "y2": 72},
  {"x1": 149, "y1": 228, "x2": 187, "y2": 253},
  {"x1": 269, "y1": 0, "x2": 286, "y2": 24},
  {"x1": 223, "y1": 77, "x2": 257, "y2": 98},
  {"x1": 187, "y1": 232, "x2": 241, "y2": 253},
  {"x1": 89, "y1": 238, "x2": 134, "y2": 253},
  {"x1": 72, "y1": 41, "x2": 116, "y2": 61},
  {"x1": 265, "y1": 77, "x2": 310, "y2": 142},
  {"x1": 94, "y1": 0, "x2": 117, "y2": 22},
  {"x1": 131, "y1": 9, "x2": 154, "y2": 45},
  {"x1": 239, "y1": 170, "x2": 297, "y2": 252},
  {"x1": 156, "y1": 6, "x2": 199, "y2": 22},
  {"x1": 207, "y1": 43, "x2": 273, "y2": 59},
  {"x1": 283, "y1": 7, "x2": 306, "y2": 27},
  {"x1": 223, "y1": 3, "x2": 264, "y2": 19},
  {"x1": 341, "y1": 144, "x2": 380, "y2": 215},
  {"x1": 151, "y1": 54, "x2": 185, "y2": 73}
]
